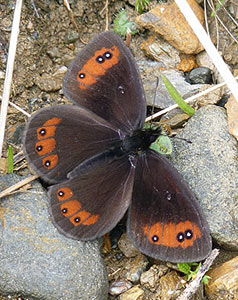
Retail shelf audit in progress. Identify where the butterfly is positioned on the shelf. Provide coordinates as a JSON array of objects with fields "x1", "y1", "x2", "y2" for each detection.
[{"x1": 23, "y1": 31, "x2": 212, "y2": 263}]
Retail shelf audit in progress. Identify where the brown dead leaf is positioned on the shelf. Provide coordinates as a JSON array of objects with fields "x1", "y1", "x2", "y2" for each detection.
[
  {"x1": 159, "y1": 113, "x2": 190, "y2": 129},
  {"x1": 101, "y1": 233, "x2": 111, "y2": 254},
  {"x1": 225, "y1": 94, "x2": 238, "y2": 140}
]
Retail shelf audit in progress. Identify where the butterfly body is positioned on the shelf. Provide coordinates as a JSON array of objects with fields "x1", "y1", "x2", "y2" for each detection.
[
  {"x1": 121, "y1": 127, "x2": 162, "y2": 154},
  {"x1": 23, "y1": 31, "x2": 212, "y2": 262}
]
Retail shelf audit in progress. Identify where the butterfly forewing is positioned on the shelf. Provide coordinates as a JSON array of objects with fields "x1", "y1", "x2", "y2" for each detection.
[
  {"x1": 63, "y1": 31, "x2": 146, "y2": 133},
  {"x1": 49, "y1": 153, "x2": 136, "y2": 240},
  {"x1": 23, "y1": 105, "x2": 121, "y2": 184},
  {"x1": 128, "y1": 151, "x2": 212, "y2": 262}
]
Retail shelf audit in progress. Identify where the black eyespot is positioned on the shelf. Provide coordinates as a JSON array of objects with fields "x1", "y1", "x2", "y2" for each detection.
[
  {"x1": 58, "y1": 190, "x2": 64, "y2": 197},
  {"x1": 96, "y1": 55, "x2": 104, "y2": 64},
  {"x1": 177, "y1": 232, "x2": 185, "y2": 243},
  {"x1": 74, "y1": 217, "x2": 80, "y2": 223},
  {"x1": 39, "y1": 129, "x2": 46, "y2": 136},
  {"x1": 61, "y1": 208, "x2": 67, "y2": 214},
  {"x1": 44, "y1": 160, "x2": 51, "y2": 167},
  {"x1": 152, "y1": 235, "x2": 159, "y2": 242},
  {"x1": 103, "y1": 51, "x2": 112, "y2": 59},
  {"x1": 78, "y1": 72, "x2": 85, "y2": 79},
  {"x1": 185, "y1": 230, "x2": 193, "y2": 240},
  {"x1": 36, "y1": 145, "x2": 43, "y2": 152}
]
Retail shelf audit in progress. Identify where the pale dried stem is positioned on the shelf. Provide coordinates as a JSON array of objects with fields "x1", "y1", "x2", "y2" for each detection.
[
  {"x1": 0, "y1": 174, "x2": 39, "y2": 199},
  {"x1": 0, "y1": 96, "x2": 31, "y2": 118},
  {"x1": 0, "y1": 0, "x2": 23, "y2": 158},
  {"x1": 207, "y1": 0, "x2": 238, "y2": 44}
]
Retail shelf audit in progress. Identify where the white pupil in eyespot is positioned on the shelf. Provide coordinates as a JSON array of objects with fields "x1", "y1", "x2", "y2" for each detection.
[
  {"x1": 40, "y1": 129, "x2": 46, "y2": 135},
  {"x1": 97, "y1": 56, "x2": 104, "y2": 62},
  {"x1": 152, "y1": 235, "x2": 159, "y2": 242},
  {"x1": 104, "y1": 52, "x2": 111, "y2": 58}
]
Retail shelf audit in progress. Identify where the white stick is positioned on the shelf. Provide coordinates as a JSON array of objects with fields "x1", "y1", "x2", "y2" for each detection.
[
  {"x1": 9, "y1": 100, "x2": 31, "y2": 117},
  {"x1": 0, "y1": 0, "x2": 23, "y2": 158},
  {"x1": 145, "y1": 76, "x2": 238, "y2": 122},
  {"x1": 0, "y1": 96, "x2": 31, "y2": 118},
  {"x1": 174, "y1": 0, "x2": 238, "y2": 102}
]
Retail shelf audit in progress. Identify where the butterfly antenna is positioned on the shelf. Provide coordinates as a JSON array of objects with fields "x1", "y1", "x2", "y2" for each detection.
[
  {"x1": 149, "y1": 77, "x2": 160, "y2": 128},
  {"x1": 172, "y1": 136, "x2": 192, "y2": 144},
  {"x1": 151, "y1": 77, "x2": 159, "y2": 116}
]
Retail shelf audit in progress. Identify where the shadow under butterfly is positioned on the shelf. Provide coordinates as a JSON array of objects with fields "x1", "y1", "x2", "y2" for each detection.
[{"x1": 23, "y1": 31, "x2": 212, "y2": 263}]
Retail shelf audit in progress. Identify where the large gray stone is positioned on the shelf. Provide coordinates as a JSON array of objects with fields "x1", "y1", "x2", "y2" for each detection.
[
  {"x1": 170, "y1": 105, "x2": 238, "y2": 249},
  {"x1": 0, "y1": 174, "x2": 108, "y2": 300}
]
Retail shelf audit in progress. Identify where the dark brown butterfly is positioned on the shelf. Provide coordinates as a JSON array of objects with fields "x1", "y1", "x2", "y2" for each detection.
[{"x1": 23, "y1": 31, "x2": 212, "y2": 262}]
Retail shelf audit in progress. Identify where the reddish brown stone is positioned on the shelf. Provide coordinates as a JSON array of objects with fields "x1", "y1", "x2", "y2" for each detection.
[{"x1": 136, "y1": 0, "x2": 204, "y2": 54}]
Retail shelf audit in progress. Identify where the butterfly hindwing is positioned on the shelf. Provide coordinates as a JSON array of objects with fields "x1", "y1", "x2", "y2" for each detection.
[
  {"x1": 128, "y1": 150, "x2": 212, "y2": 262},
  {"x1": 49, "y1": 153, "x2": 136, "y2": 240},
  {"x1": 63, "y1": 31, "x2": 146, "y2": 133},
  {"x1": 23, "y1": 105, "x2": 121, "y2": 184}
]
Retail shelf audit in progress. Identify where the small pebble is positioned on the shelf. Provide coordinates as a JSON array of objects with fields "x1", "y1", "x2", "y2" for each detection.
[
  {"x1": 109, "y1": 280, "x2": 132, "y2": 296},
  {"x1": 125, "y1": 254, "x2": 149, "y2": 283},
  {"x1": 118, "y1": 233, "x2": 140, "y2": 258},
  {"x1": 140, "y1": 264, "x2": 168, "y2": 291},
  {"x1": 185, "y1": 66, "x2": 212, "y2": 84},
  {"x1": 119, "y1": 286, "x2": 144, "y2": 300}
]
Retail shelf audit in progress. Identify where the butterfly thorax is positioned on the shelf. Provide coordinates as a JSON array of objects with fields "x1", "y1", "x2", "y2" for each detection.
[{"x1": 121, "y1": 127, "x2": 162, "y2": 155}]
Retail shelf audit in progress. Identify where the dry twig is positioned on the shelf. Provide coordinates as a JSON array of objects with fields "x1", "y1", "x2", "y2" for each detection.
[
  {"x1": 63, "y1": 0, "x2": 87, "y2": 44},
  {"x1": 0, "y1": 96, "x2": 31, "y2": 118},
  {"x1": 207, "y1": 0, "x2": 238, "y2": 44},
  {"x1": 0, "y1": 174, "x2": 39, "y2": 200},
  {"x1": 100, "y1": 0, "x2": 109, "y2": 31},
  {"x1": 177, "y1": 249, "x2": 219, "y2": 300},
  {"x1": 31, "y1": 0, "x2": 40, "y2": 18}
]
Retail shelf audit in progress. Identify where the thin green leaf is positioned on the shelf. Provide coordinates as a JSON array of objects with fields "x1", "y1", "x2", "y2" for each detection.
[
  {"x1": 177, "y1": 263, "x2": 192, "y2": 275},
  {"x1": 211, "y1": 0, "x2": 225, "y2": 18},
  {"x1": 177, "y1": 262, "x2": 210, "y2": 284},
  {"x1": 161, "y1": 74, "x2": 195, "y2": 116},
  {"x1": 202, "y1": 275, "x2": 211, "y2": 285},
  {"x1": 8, "y1": 145, "x2": 14, "y2": 174}
]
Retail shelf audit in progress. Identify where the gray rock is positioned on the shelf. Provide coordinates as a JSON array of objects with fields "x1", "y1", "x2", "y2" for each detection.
[
  {"x1": 138, "y1": 62, "x2": 207, "y2": 109},
  {"x1": 0, "y1": 174, "x2": 108, "y2": 300},
  {"x1": 186, "y1": 67, "x2": 212, "y2": 84},
  {"x1": 64, "y1": 31, "x2": 80, "y2": 44},
  {"x1": 170, "y1": 105, "x2": 238, "y2": 249}
]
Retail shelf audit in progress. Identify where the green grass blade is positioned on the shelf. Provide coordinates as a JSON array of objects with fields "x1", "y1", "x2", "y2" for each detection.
[
  {"x1": 161, "y1": 74, "x2": 195, "y2": 116},
  {"x1": 8, "y1": 145, "x2": 14, "y2": 174},
  {"x1": 211, "y1": 0, "x2": 225, "y2": 18}
]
